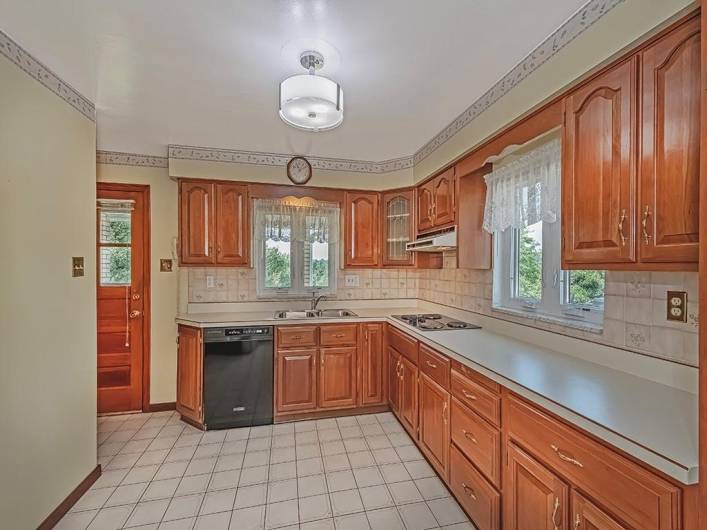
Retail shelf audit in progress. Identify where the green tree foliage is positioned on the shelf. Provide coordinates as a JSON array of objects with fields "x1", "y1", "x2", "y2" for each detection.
[
  {"x1": 104, "y1": 217, "x2": 131, "y2": 284},
  {"x1": 265, "y1": 246, "x2": 291, "y2": 288},
  {"x1": 568, "y1": 270, "x2": 605, "y2": 304},
  {"x1": 310, "y1": 259, "x2": 328, "y2": 288},
  {"x1": 518, "y1": 230, "x2": 542, "y2": 300}
]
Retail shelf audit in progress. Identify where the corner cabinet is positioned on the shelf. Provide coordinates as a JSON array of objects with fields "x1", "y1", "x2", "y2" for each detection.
[
  {"x1": 381, "y1": 189, "x2": 415, "y2": 267},
  {"x1": 417, "y1": 167, "x2": 456, "y2": 234},
  {"x1": 344, "y1": 191, "x2": 380, "y2": 268},
  {"x1": 176, "y1": 325, "x2": 203, "y2": 425},
  {"x1": 179, "y1": 179, "x2": 250, "y2": 266}
]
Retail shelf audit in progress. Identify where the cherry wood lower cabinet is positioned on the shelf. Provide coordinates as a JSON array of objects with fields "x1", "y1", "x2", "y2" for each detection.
[
  {"x1": 176, "y1": 325, "x2": 203, "y2": 424},
  {"x1": 388, "y1": 347, "x2": 402, "y2": 415},
  {"x1": 572, "y1": 491, "x2": 628, "y2": 530},
  {"x1": 449, "y1": 444, "x2": 501, "y2": 530},
  {"x1": 398, "y1": 355, "x2": 418, "y2": 438},
  {"x1": 276, "y1": 348, "x2": 318, "y2": 413},
  {"x1": 418, "y1": 373, "x2": 450, "y2": 479},
  {"x1": 319, "y1": 346, "x2": 357, "y2": 409},
  {"x1": 359, "y1": 323, "x2": 385, "y2": 406}
]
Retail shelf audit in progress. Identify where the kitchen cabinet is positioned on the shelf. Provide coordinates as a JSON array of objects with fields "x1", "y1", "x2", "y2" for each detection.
[
  {"x1": 639, "y1": 16, "x2": 700, "y2": 265},
  {"x1": 176, "y1": 325, "x2": 203, "y2": 424},
  {"x1": 276, "y1": 349, "x2": 318, "y2": 413},
  {"x1": 417, "y1": 167, "x2": 456, "y2": 233},
  {"x1": 388, "y1": 347, "x2": 401, "y2": 415},
  {"x1": 382, "y1": 189, "x2": 415, "y2": 267},
  {"x1": 399, "y1": 355, "x2": 418, "y2": 438},
  {"x1": 344, "y1": 191, "x2": 380, "y2": 267},
  {"x1": 180, "y1": 181, "x2": 214, "y2": 264},
  {"x1": 572, "y1": 491, "x2": 628, "y2": 530},
  {"x1": 319, "y1": 346, "x2": 358, "y2": 409},
  {"x1": 214, "y1": 183, "x2": 249, "y2": 265},
  {"x1": 359, "y1": 323, "x2": 385, "y2": 406},
  {"x1": 449, "y1": 444, "x2": 501, "y2": 530},
  {"x1": 457, "y1": 168, "x2": 492, "y2": 269},
  {"x1": 418, "y1": 372, "x2": 450, "y2": 478},
  {"x1": 505, "y1": 442, "x2": 569, "y2": 530}
]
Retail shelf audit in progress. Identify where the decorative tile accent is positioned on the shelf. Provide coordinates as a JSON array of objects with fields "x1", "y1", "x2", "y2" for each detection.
[
  {"x1": 0, "y1": 27, "x2": 95, "y2": 121},
  {"x1": 168, "y1": 145, "x2": 413, "y2": 175},
  {"x1": 97, "y1": 150, "x2": 169, "y2": 168},
  {"x1": 412, "y1": 0, "x2": 624, "y2": 165}
]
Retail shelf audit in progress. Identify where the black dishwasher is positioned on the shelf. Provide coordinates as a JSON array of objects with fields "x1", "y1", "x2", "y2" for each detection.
[{"x1": 203, "y1": 326, "x2": 273, "y2": 429}]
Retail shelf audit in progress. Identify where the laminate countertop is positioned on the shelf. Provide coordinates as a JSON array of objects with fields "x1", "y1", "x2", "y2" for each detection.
[{"x1": 176, "y1": 307, "x2": 698, "y2": 484}]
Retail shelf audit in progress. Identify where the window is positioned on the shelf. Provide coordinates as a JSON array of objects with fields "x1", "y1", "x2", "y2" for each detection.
[
  {"x1": 254, "y1": 198, "x2": 339, "y2": 297},
  {"x1": 97, "y1": 201, "x2": 134, "y2": 286}
]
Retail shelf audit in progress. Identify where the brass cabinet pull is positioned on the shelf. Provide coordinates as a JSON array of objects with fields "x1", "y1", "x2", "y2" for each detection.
[
  {"x1": 334, "y1": 333, "x2": 345, "y2": 338},
  {"x1": 292, "y1": 335, "x2": 302, "y2": 340},
  {"x1": 461, "y1": 483, "x2": 477, "y2": 500},
  {"x1": 552, "y1": 497, "x2": 561, "y2": 530},
  {"x1": 461, "y1": 390, "x2": 477, "y2": 401},
  {"x1": 618, "y1": 208, "x2": 627, "y2": 246},
  {"x1": 641, "y1": 205, "x2": 652, "y2": 245},
  {"x1": 551, "y1": 444, "x2": 584, "y2": 468},
  {"x1": 462, "y1": 429, "x2": 477, "y2": 444},
  {"x1": 442, "y1": 401, "x2": 448, "y2": 424},
  {"x1": 425, "y1": 360, "x2": 438, "y2": 369},
  {"x1": 574, "y1": 513, "x2": 581, "y2": 530}
]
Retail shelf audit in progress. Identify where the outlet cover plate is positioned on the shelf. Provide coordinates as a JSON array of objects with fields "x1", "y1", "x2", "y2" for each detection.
[
  {"x1": 666, "y1": 290, "x2": 687, "y2": 323},
  {"x1": 345, "y1": 274, "x2": 360, "y2": 287}
]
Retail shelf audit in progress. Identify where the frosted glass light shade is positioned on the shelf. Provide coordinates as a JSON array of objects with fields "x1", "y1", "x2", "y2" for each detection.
[{"x1": 279, "y1": 74, "x2": 343, "y2": 132}]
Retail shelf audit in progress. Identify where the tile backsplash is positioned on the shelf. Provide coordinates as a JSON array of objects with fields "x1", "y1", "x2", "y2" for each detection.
[{"x1": 185, "y1": 255, "x2": 699, "y2": 366}]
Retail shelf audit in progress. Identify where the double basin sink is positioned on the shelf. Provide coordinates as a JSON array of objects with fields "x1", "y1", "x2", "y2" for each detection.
[{"x1": 273, "y1": 308, "x2": 358, "y2": 319}]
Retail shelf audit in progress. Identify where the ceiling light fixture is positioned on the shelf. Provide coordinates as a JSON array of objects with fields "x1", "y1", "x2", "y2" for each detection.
[{"x1": 279, "y1": 51, "x2": 343, "y2": 132}]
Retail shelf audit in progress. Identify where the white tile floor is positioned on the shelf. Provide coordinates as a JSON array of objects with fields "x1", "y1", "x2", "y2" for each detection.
[{"x1": 56, "y1": 411, "x2": 477, "y2": 530}]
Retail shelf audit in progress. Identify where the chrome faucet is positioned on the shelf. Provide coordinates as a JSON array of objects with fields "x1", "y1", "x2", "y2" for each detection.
[{"x1": 311, "y1": 292, "x2": 326, "y2": 310}]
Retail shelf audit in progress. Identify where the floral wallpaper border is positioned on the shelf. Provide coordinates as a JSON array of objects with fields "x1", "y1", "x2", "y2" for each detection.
[{"x1": 96, "y1": 150, "x2": 169, "y2": 168}]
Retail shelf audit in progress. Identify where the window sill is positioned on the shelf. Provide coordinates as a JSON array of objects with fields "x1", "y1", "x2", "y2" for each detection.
[{"x1": 491, "y1": 306, "x2": 603, "y2": 334}]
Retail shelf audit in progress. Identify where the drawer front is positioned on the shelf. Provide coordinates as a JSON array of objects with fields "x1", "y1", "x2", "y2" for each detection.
[
  {"x1": 451, "y1": 398, "x2": 500, "y2": 487},
  {"x1": 449, "y1": 444, "x2": 500, "y2": 530},
  {"x1": 451, "y1": 360, "x2": 500, "y2": 393},
  {"x1": 388, "y1": 325, "x2": 418, "y2": 364},
  {"x1": 277, "y1": 326, "x2": 318, "y2": 348},
  {"x1": 506, "y1": 395, "x2": 680, "y2": 530},
  {"x1": 320, "y1": 324, "x2": 358, "y2": 346},
  {"x1": 419, "y1": 344, "x2": 450, "y2": 389},
  {"x1": 451, "y1": 370, "x2": 501, "y2": 427}
]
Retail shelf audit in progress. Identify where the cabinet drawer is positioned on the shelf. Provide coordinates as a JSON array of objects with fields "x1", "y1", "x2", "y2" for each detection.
[
  {"x1": 449, "y1": 445, "x2": 500, "y2": 530},
  {"x1": 451, "y1": 360, "x2": 500, "y2": 393},
  {"x1": 419, "y1": 344, "x2": 450, "y2": 389},
  {"x1": 451, "y1": 398, "x2": 500, "y2": 487},
  {"x1": 277, "y1": 326, "x2": 318, "y2": 348},
  {"x1": 387, "y1": 325, "x2": 418, "y2": 364},
  {"x1": 506, "y1": 395, "x2": 680, "y2": 530},
  {"x1": 320, "y1": 324, "x2": 358, "y2": 346},
  {"x1": 451, "y1": 370, "x2": 500, "y2": 427}
]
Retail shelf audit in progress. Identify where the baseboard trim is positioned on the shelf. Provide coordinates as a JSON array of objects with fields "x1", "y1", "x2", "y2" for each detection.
[
  {"x1": 37, "y1": 464, "x2": 101, "y2": 530},
  {"x1": 147, "y1": 402, "x2": 176, "y2": 412}
]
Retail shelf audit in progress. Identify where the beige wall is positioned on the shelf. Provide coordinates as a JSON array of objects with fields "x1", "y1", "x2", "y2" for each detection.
[
  {"x1": 0, "y1": 56, "x2": 97, "y2": 527},
  {"x1": 97, "y1": 164, "x2": 179, "y2": 403}
]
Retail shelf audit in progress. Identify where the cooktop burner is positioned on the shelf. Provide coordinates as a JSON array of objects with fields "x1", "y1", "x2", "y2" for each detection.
[{"x1": 392, "y1": 314, "x2": 481, "y2": 331}]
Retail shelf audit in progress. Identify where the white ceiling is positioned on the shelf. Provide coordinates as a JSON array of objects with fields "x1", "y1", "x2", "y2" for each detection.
[{"x1": 0, "y1": 0, "x2": 587, "y2": 160}]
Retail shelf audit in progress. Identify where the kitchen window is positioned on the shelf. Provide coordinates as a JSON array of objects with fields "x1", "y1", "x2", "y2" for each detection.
[{"x1": 253, "y1": 197, "x2": 339, "y2": 297}]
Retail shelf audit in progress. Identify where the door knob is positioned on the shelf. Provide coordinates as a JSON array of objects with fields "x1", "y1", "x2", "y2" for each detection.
[
  {"x1": 129, "y1": 310, "x2": 142, "y2": 319},
  {"x1": 131, "y1": 293, "x2": 141, "y2": 301}
]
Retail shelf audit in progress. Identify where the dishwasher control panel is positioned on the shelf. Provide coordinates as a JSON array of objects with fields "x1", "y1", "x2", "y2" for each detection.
[{"x1": 204, "y1": 326, "x2": 273, "y2": 342}]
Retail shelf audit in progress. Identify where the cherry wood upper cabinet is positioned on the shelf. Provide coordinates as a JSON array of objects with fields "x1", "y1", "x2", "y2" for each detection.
[
  {"x1": 457, "y1": 168, "x2": 492, "y2": 269},
  {"x1": 382, "y1": 189, "x2": 415, "y2": 267},
  {"x1": 318, "y1": 346, "x2": 358, "y2": 410},
  {"x1": 345, "y1": 191, "x2": 380, "y2": 267},
  {"x1": 359, "y1": 323, "x2": 385, "y2": 406},
  {"x1": 562, "y1": 57, "x2": 638, "y2": 267},
  {"x1": 639, "y1": 16, "x2": 700, "y2": 265},
  {"x1": 571, "y1": 491, "x2": 628, "y2": 530},
  {"x1": 176, "y1": 325, "x2": 203, "y2": 424},
  {"x1": 180, "y1": 181, "x2": 215, "y2": 264},
  {"x1": 417, "y1": 167, "x2": 456, "y2": 233},
  {"x1": 416, "y1": 184, "x2": 435, "y2": 232},
  {"x1": 276, "y1": 349, "x2": 318, "y2": 413},
  {"x1": 215, "y1": 183, "x2": 249, "y2": 265}
]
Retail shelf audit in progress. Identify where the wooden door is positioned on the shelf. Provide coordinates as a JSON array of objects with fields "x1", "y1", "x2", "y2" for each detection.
[
  {"x1": 382, "y1": 189, "x2": 415, "y2": 267},
  {"x1": 505, "y1": 442, "x2": 569, "y2": 530},
  {"x1": 176, "y1": 325, "x2": 203, "y2": 423},
  {"x1": 180, "y1": 180, "x2": 215, "y2": 264},
  {"x1": 215, "y1": 183, "x2": 249, "y2": 265},
  {"x1": 639, "y1": 17, "x2": 700, "y2": 264},
  {"x1": 388, "y1": 347, "x2": 401, "y2": 415},
  {"x1": 319, "y1": 346, "x2": 357, "y2": 409},
  {"x1": 276, "y1": 349, "x2": 318, "y2": 413},
  {"x1": 572, "y1": 491, "x2": 628, "y2": 530},
  {"x1": 359, "y1": 323, "x2": 385, "y2": 405},
  {"x1": 562, "y1": 58, "x2": 637, "y2": 266},
  {"x1": 457, "y1": 168, "x2": 492, "y2": 269},
  {"x1": 432, "y1": 168, "x2": 456, "y2": 227},
  {"x1": 345, "y1": 191, "x2": 380, "y2": 267},
  {"x1": 418, "y1": 373, "x2": 450, "y2": 478},
  {"x1": 417, "y1": 183, "x2": 435, "y2": 233},
  {"x1": 96, "y1": 184, "x2": 149, "y2": 413},
  {"x1": 399, "y1": 355, "x2": 418, "y2": 438}
]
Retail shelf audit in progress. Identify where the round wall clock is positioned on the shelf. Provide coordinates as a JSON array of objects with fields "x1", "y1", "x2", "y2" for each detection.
[{"x1": 286, "y1": 156, "x2": 312, "y2": 185}]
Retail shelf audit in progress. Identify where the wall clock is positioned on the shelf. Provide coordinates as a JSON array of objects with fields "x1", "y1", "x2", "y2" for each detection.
[{"x1": 286, "y1": 156, "x2": 312, "y2": 185}]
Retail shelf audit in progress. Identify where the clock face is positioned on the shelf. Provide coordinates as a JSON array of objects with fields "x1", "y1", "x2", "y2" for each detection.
[{"x1": 287, "y1": 156, "x2": 312, "y2": 185}]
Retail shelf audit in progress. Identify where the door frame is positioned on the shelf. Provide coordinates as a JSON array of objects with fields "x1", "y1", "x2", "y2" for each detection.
[{"x1": 96, "y1": 182, "x2": 152, "y2": 412}]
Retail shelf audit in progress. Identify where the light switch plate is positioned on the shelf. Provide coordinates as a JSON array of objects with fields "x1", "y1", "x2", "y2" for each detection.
[
  {"x1": 206, "y1": 275, "x2": 215, "y2": 288},
  {"x1": 72, "y1": 257, "x2": 85, "y2": 277},
  {"x1": 160, "y1": 259, "x2": 173, "y2": 272},
  {"x1": 345, "y1": 274, "x2": 360, "y2": 287},
  {"x1": 666, "y1": 291, "x2": 687, "y2": 323}
]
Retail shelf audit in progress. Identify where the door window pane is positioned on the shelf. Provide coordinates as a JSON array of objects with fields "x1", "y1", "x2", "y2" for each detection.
[
  {"x1": 264, "y1": 239, "x2": 291, "y2": 288},
  {"x1": 100, "y1": 211, "x2": 131, "y2": 244},
  {"x1": 100, "y1": 247, "x2": 131, "y2": 285}
]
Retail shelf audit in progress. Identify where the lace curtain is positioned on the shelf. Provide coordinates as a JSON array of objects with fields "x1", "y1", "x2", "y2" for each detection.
[
  {"x1": 253, "y1": 198, "x2": 340, "y2": 244},
  {"x1": 482, "y1": 138, "x2": 561, "y2": 234}
]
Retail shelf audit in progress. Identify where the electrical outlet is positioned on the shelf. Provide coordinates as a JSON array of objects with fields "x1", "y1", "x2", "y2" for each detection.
[
  {"x1": 345, "y1": 274, "x2": 360, "y2": 287},
  {"x1": 666, "y1": 291, "x2": 687, "y2": 323},
  {"x1": 206, "y1": 275, "x2": 215, "y2": 289}
]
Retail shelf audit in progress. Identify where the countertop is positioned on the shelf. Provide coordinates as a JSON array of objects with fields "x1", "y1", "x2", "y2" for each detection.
[{"x1": 176, "y1": 307, "x2": 698, "y2": 484}]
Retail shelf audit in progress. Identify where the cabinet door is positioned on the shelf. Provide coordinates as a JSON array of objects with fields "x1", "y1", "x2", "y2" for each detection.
[
  {"x1": 639, "y1": 17, "x2": 700, "y2": 264},
  {"x1": 382, "y1": 190, "x2": 415, "y2": 267},
  {"x1": 319, "y1": 346, "x2": 357, "y2": 410},
  {"x1": 417, "y1": 184, "x2": 435, "y2": 233},
  {"x1": 562, "y1": 58, "x2": 637, "y2": 266},
  {"x1": 345, "y1": 192, "x2": 380, "y2": 267},
  {"x1": 215, "y1": 183, "x2": 249, "y2": 265},
  {"x1": 418, "y1": 373, "x2": 450, "y2": 478},
  {"x1": 180, "y1": 181, "x2": 215, "y2": 264},
  {"x1": 360, "y1": 323, "x2": 385, "y2": 405},
  {"x1": 432, "y1": 168, "x2": 456, "y2": 227},
  {"x1": 505, "y1": 442, "x2": 569, "y2": 530},
  {"x1": 276, "y1": 349, "x2": 317, "y2": 413},
  {"x1": 399, "y1": 355, "x2": 418, "y2": 438},
  {"x1": 457, "y1": 169, "x2": 492, "y2": 269},
  {"x1": 388, "y1": 347, "x2": 401, "y2": 415},
  {"x1": 176, "y1": 326, "x2": 203, "y2": 423},
  {"x1": 572, "y1": 491, "x2": 628, "y2": 530}
]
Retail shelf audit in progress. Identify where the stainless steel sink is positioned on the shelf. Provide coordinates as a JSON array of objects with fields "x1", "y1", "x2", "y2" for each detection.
[{"x1": 273, "y1": 308, "x2": 358, "y2": 319}]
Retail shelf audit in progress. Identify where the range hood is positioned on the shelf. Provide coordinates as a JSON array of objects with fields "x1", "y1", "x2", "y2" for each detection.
[{"x1": 406, "y1": 227, "x2": 457, "y2": 252}]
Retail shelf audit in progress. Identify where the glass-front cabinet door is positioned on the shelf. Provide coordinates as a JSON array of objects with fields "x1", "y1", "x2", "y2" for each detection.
[{"x1": 382, "y1": 189, "x2": 415, "y2": 267}]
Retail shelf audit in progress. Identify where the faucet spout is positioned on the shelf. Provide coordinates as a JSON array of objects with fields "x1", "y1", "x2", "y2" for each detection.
[{"x1": 311, "y1": 292, "x2": 326, "y2": 310}]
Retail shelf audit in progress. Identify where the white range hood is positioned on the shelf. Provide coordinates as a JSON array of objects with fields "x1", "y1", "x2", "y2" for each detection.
[{"x1": 406, "y1": 227, "x2": 457, "y2": 252}]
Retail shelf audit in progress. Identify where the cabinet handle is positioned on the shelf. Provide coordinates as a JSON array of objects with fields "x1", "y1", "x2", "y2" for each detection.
[
  {"x1": 574, "y1": 514, "x2": 581, "y2": 530},
  {"x1": 641, "y1": 205, "x2": 652, "y2": 245},
  {"x1": 334, "y1": 333, "x2": 345, "y2": 338},
  {"x1": 292, "y1": 335, "x2": 302, "y2": 340},
  {"x1": 461, "y1": 483, "x2": 477, "y2": 500},
  {"x1": 617, "y1": 208, "x2": 627, "y2": 246},
  {"x1": 550, "y1": 444, "x2": 584, "y2": 468},
  {"x1": 442, "y1": 401, "x2": 448, "y2": 424},
  {"x1": 461, "y1": 390, "x2": 477, "y2": 401},
  {"x1": 552, "y1": 497, "x2": 561, "y2": 530},
  {"x1": 321, "y1": 356, "x2": 325, "y2": 366},
  {"x1": 425, "y1": 360, "x2": 438, "y2": 369},
  {"x1": 462, "y1": 430, "x2": 477, "y2": 444}
]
